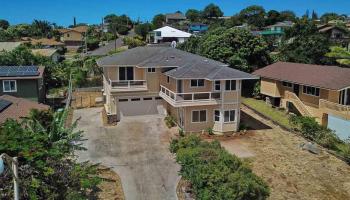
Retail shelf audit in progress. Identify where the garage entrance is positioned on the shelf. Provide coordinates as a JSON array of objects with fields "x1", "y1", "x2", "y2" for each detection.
[{"x1": 117, "y1": 96, "x2": 165, "y2": 118}]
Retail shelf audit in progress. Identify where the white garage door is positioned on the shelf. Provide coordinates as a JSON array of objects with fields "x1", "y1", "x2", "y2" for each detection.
[{"x1": 118, "y1": 97, "x2": 164, "y2": 117}]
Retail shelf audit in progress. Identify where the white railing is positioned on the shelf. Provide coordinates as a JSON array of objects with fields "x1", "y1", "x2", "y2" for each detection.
[
  {"x1": 109, "y1": 79, "x2": 147, "y2": 89},
  {"x1": 160, "y1": 85, "x2": 221, "y2": 103}
]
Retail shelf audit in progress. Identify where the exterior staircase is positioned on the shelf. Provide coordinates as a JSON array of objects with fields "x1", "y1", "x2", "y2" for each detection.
[{"x1": 284, "y1": 91, "x2": 312, "y2": 117}]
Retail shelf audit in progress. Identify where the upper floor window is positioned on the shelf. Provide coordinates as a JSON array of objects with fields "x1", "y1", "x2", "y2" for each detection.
[
  {"x1": 3, "y1": 80, "x2": 17, "y2": 92},
  {"x1": 225, "y1": 80, "x2": 236, "y2": 91},
  {"x1": 282, "y1": 81, "x2": 293, "y2": 88},
  {"x1": 214, "y1": 80, "x2": 221, "y2": 91},
  {"x1": 224, "y1": 110, "x2": 236, "y2": 123},
  {"x1": 147, "y1": 68, "x2": 156, "y2": 73},
  {"x1": 303, "y1": 86, "x2": 320, "y2": 97},
  {"x1": 192, "y1": 110, "x2": 206, "y2": 123},
  {"x1": 190, "y1": 79, "x2": 204, "y2": 87}
]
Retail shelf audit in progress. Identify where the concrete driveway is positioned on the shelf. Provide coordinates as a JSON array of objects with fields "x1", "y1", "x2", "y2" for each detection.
[{"x1": 74, "y1": 108, "x2": 180, "y2": 200}]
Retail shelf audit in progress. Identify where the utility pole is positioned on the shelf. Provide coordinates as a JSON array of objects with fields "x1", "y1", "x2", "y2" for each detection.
[{"x1": 0, "y1": 153, "x2": 19, "y2": 200}]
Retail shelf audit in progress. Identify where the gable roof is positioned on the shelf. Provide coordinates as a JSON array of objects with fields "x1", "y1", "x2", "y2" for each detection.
[
  {"x1": 0, "y1": 95, "x2": 49, "y2": 124},
  {"x1": 72, "y1": 25, "x2": 89, "y2": 33},
  {"x1": 32, "y1": 49, "x2": 58, "y2": 57},
  {"x1": 153, "y1": 26, "x2": 192, "y2": 38},
  {"x1": 253, "y1": 62, "x2": 350, "y2": 90},
  {"x1": 0, "y1": 42, "x2": 22, "y2": 52},
  {"x1": 97, "y1": 46, "x2": 257, "y2": 80}
]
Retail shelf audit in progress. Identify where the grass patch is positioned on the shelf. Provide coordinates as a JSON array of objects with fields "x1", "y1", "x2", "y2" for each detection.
[{"x1": 242, "y1": 98, "x2": 292, "y2": 129}]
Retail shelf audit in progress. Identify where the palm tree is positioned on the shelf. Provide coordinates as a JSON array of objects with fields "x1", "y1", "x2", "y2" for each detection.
[{"x1": 31, "y1": 19, "x2": 52, "y2": 38}]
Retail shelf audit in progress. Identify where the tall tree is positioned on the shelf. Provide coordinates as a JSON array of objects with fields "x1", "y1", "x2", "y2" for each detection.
[
  {"x1": 279, "y1": 10, "x2": 297, "y2": 22},
  {"x1": 202, "y1": 3, "x2": 223, "y2": 19},
  {"x1": 134, "y1": 23, "x2": 152, "y2": 39},
  {"x1": 239, "y1": 5, "x2": 266, "y2": 29},
  {"x1": 266, "y1": 10, "x2": 281, "y2": 25},
  {"x1": 320, "y1": 13, "x2": 344, "y2": 23},
  {"x1": 31, "y1": 20, "x2": 52, "y2": 38},
  {"x1": 186, "y1": 9, "x2": 202, "y2": 22},
  {"x1": 311, "y1": 10, "x2": 318, "y2": 20},
  {"x1": 0, "y1": 19, "x2": 9, "y2": 30},
  {"x1": 152, "y1": 14, "x2": 166, "y2": 29}
]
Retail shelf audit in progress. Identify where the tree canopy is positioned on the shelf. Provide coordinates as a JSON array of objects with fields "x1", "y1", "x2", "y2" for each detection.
[
  {"x1": 239, "y1": 5, "x2": 266, "y2": 29},
  {"x1": 0, "y1": 19, "x2": 10, "y2": 30},
  {"x1": 179, "y1": 27, "x2": 271, "y2": 72},
  {"x1": 202, "y1": 3, "x2": 223, "y2": 19},
  {"x1": 186, "y1": 9, "x2": 202, "y2": 22},
  {"x1": 152, "y1": 14, "x2": 166, "y2": 29}
]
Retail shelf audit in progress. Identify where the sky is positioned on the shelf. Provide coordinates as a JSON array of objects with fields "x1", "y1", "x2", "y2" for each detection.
[{"x1": 1, "y1": 0, "x2": 350, "y2": 26}]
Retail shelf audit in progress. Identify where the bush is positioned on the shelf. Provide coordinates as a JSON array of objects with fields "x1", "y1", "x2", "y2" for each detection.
[
  {"x1": 171, "y1": 135, "x2": 270, "y2": 199},
  {"x1": 123, "y1": 36, "x2": 146, "y2": 48},
  {"x1": 164, "y1": 115, "x2": 176, "y2": 128},
  {"x1": 179, "y1": 128, "x2": 185, "y2": 137},
  {"x1": 207, "y1": 127, "x2": 214, "y2": 135}
]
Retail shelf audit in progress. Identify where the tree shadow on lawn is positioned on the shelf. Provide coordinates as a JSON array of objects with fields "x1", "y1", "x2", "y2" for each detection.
[{"x1": 240, "y1": 111, "x2": 272, "y2": 130}]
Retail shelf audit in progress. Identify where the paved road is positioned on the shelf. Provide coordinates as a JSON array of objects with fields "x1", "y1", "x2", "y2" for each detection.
[
  {"x1": 88, "y1": 38, "x2": 124, "y2": 56},
  {"x1": 74, "y1": 108, "x2": 180, "y2": 200}
]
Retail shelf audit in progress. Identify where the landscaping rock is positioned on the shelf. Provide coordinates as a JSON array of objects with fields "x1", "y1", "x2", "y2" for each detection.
[{"x1": 301, "y1": 142, "x2": 321, "y2": 154}]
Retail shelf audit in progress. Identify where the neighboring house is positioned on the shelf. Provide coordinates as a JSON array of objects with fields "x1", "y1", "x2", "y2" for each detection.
[
  {"x1": 0, "y1": 66, "x2": 45, "y2": 102},
  {"x1": 318, "y1": 25, "x2": 349, "y2": 47},
  {"x1": 188, "y1": 23, "x2": 209, "y2": 34},
  {"x1": 0, "y1": 95, "x2": 49, "y2": 124},
  {"x1": 0, "y1": 42, "x2": 22, "y2": 52},
  {"x1": 253, "y1": 62, "x2": 350, "y2": 140},
  {"x1": 32, "y1": 49, "x2": 60, "y2": 62},
  {"x1": 260, "y1": 21, "x2": 294, "y2": 45},
  {"x1": 165, "y1": 12, "x2": 186, "y2": 24},
  {"x1": 58, "y1": 26, "x2": 88, "y2": 48},
  {"x1": 98, "y1": 46, "x2": 257, "y2": 134},
  {"x1": 148, "y1": 26, "x2": 192, "y2": 44},
  {"x1": 22, "y1": 37, "x2": 64, "y2": 50}
]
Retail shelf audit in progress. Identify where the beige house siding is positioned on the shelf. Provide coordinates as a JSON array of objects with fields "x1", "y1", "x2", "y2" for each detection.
[
  {"x1": 145, "y1": 68, "x2": 160, "y2": 92},
  {"x1": 183, "y1": 79, "x2": 212, "y2": 93},
  {"x1": 260, "y1": 78, "x2": 281, "y2": 97},
  {"x1": 61, "y1": 31, "x2": 83, "y2": 42},
  {"x1": 160, "y1": 74, "x2": 177, "y2": 91}
]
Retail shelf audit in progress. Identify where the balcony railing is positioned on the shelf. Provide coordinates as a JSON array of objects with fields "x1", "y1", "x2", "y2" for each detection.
[
  {"x1": 160, "y1": 85, "x2": 221, "y2": 106},
  {"x1": 103, "y1": 76, "x2": 147, "y2": 92},
  {"x1": 319, "y1": 99, "x2": 350, "y2": 120}
]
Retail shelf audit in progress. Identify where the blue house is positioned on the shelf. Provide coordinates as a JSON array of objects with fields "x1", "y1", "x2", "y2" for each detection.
[{"x1": 188, "y1": 23, "x2": 209, "y2": 34}]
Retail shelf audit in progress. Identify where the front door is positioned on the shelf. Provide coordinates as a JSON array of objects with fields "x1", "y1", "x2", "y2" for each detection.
[
  {"x1": 177, "y1": 80, "x2": 183, "y2": 93},
  {"x1": 119, "y1": 67, "x2": 134, "y2": 80},
  {"x1": 293, "y1": 84, "x2": 300, "y2": 97}
]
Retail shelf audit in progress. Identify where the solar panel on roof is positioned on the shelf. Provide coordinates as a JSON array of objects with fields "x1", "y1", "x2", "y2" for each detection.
[
  {"x1": 0, "y1": 66, "x2": 39, "y2": 77},
  {"x1": 0, "y1": 99, "x2": 12, "y2": 112}
]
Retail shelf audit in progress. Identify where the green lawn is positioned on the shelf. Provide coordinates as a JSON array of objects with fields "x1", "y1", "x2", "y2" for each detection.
[{"x1": 242, "y1": 98, "x2": 292, "y2": 129}]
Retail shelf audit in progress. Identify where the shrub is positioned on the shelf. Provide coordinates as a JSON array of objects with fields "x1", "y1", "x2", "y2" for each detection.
[
  {"x1": 171, "y1": 135, "x2": 270, "y2": 199},
  {"x1": 179, "y1": 128, "x2": 185, "y2": 137},
  {"x1": 207, "y1": 127, "x2": 214, "y2": 135},
  {"x1": 123, "y1": 36, "x2": 146, "y2": 48},
  {"x1": 164, "y1": 115, "x2": 176, "y2": 128}
]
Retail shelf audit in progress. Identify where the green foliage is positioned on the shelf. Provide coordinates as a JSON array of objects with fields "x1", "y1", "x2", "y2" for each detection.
[
  {"x1": 123, "y1": 36, "x2": 146, "y2": 48},
  {"x1": 202, "y1": 3, "x2": 223, "y2": 19},
  {"x1": 170, "y1": 135, "x2": 270, "y2": 199},
  {"x1": 164, "y1": 115, "x2": 176, "y2": 128},
  {"x1": 252, "y1": 81, "x2": 261, "y2": 97},
  {"x1": 326, "y1": 46, "x2": 350, "y2": 67},
  {"x1": 206, "y1": 127, "x2": 214, "y2": 135},
  {"x1": 239, "y1": 5, "x2": 266, "y2": 29},
  {"x1": 86, "y1": 36, "x2": 100, "y2": 51},
  {"x1": 320, "y1": 13, "x2": 345, "y2": 23},
  {"x1": 186, "y1": 9, "x2": 202, "y2": 22},
  {"x1": 0, "y1": 19, "x2": 10, "y2": 30},
  {"x1": 178, "y1": 128, "x2": 185, "y2": 137},
  {"x1": 152, "y1": 14, "x2": 166, "y2": 29},
  {"x1": 105, "y1": 14, "x2": 132, "y2": 35},
  {"x1": 0, "y1": 110, "x2": 101, "y2": 199},
  {"x1": 134, "y1": 23, "x2": 153, "y2": 39},
  {"x1": 179, "y1": 27, "x2": 271, "y2": 72}
]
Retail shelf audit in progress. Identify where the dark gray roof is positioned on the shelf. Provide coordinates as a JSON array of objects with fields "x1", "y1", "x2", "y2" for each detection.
[
  {"x1": 97, "y1": 46, "x2": 257, "y2": 80},
  {"x1": 89, "y1": 39, "x2": 123, "y2": 56}
]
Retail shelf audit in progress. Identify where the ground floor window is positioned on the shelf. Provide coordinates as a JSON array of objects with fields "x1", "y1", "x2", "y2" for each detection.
[
  {"x1": 282, "y1": 81, "x2": 293, "y2": 88},
  {"x1": 303, "y1": 86, "x2": 320, "y2": 97},
  {"x1": 192, "y1": 110, "x2": 206, "y2": 123},
  {"x1": 224, "y1": 110, "x2": 236, "y2": 122},
  {"x1": 3, "y1": 80, "x2": 17, "y2": 92},
  {"x1": 214, "y1": 110, "x2": 220, "y2": 122}
]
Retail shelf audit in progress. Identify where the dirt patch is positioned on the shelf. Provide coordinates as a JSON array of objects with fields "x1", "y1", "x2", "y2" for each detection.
[
  {"x1": 96, "y1": 166, "x2": 125, "y2": 200},
  {"x1": 238, "y1": 106, "x2": 350, "y2": 200},
  {"x1": 71, "y1": 91, "x2": 103, "y2": 109},
  {"x1": 176, "y1": 178, "x2": 194, "y2": 200}
]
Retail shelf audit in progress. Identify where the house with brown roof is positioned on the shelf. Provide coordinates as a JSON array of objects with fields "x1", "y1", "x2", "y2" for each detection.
[
  {"x1": 58, "y1": 26, "x2": 88, "y2": 48},
  {"x1": 31, "y1": 49, "x2": 60, "y2": 62},
  {"x1": 165, "y1": 12, "x2": 186, "y2": 24},
  {"x1": 254, "y1": 62, "x2": 350, "y2": 139},
  {"x1": 98, "y1": 46, "x2": 257, "y2": 134},
  {"x1": 0, "y1": 95, "x2": 49, "y2": 124},
  {"x1": 318, "y1": 25, "x2": 349, "y2": 47},
  {"x1": 22, "y1": 38, "x2": 64, "y2": 49}
]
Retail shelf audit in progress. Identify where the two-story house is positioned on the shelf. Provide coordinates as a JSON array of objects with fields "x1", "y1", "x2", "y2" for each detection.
[
  {"x1": 260, "y1": 21, "x2": 293, "y2": 45},
  {"x1": 58, "y1": 26, "x2": 88, "y2": 48},
  {"x1": 98, "y1": 47, "x2": 257, "y2": 134},
  {"x1": 0, "y1": 66, "x2": 45, "y2": 102},
  {"x1": 254, "y1": 62, "x2": 350, "y2": 139}
]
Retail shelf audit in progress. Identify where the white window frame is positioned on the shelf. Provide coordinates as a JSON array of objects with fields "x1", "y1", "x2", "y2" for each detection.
[
  {"x1": 282, "y1": 81, "x2": 293, "y2": 88},
  {"x1": 214, "y1": 80, "x2": 221, "y2": 91},
  {"x1": 214, "y1": 110, "x2": 220, "y2": 122},
  {"x1": 3, "y1": 80, "x2": 17, "y2": 92},
  {"x1": 190, "y1": 79, "x2": 205, "y2": 88},
  {"x1": 302, "y1": 86, "x2": 320, "y2": 97},
  {"x1": 147, "y1": 68, "x2": 156, "y2": 73},
  {"x1": 191, "y1": 110, "x2": 207, "y2": 123},
  {"x1": 225, "y1": 80, "x2": 236, "y2": 91},
  {"x1": 224, "y1": 109, "x2": 236, "y2": 123}
]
